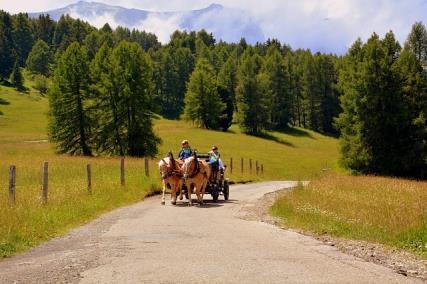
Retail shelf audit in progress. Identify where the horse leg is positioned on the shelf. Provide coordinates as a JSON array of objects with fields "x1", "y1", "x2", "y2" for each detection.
[
  {"x1": 196, "y1": 182, "x2": 203, "y2": 206},
  {"x1": 161, "y1": 179, "x2": 166, "y2": 205},
  {"x1": 201, "y1": 179, "x2": 207, "y2": 203},
  {"x1": 179, "y1": 179, "x2": 184, "y2": 200},
  {"x1": 187, "y1": 180, "x2": 192, "y2": 206},
  {"x1": 171, "y1": 182, "x2": 177, "y2": 205}
]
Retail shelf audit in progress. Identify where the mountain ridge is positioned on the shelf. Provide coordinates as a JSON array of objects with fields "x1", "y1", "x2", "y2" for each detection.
[{"x1": 29, "y1": 1, "x2": 264, "y2": 44}]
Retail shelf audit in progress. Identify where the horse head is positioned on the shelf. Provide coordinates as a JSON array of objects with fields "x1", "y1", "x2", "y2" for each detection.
[{"x1": 158, "y1": 157, "x2": 170, "y2": 179}]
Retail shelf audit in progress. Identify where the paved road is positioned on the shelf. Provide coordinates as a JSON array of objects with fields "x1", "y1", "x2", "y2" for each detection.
[{"x1": 0, "y1": 182, "x2": 420, "y2": 283}]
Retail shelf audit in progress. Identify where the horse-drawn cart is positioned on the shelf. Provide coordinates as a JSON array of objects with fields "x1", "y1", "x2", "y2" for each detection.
[
  {"x1": 159, "y1": 152, "x2": 230, "y2": 205},
  {"x1": 182, "y1": 154, "x2": 230, "y2": 202}
]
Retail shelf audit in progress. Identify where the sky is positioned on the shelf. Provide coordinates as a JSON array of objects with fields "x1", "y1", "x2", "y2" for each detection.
[{"x1": 1, "y1": 0, "x2": 427, "y2": 54}]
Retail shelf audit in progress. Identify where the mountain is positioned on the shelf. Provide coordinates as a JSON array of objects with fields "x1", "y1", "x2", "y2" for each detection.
[{"x1": 29, "y1": 1, "x2": 265, "y2": 44}]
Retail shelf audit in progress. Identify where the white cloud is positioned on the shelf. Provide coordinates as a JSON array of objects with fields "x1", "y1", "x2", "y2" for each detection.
[{"x1": 137, "y1": 13, "x2": 182, "y2": 43}]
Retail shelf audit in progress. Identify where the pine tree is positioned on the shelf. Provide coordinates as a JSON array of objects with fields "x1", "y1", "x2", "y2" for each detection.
[
  {"x1": 0, "y1": 11, "x2": 16, "y2": 80},
  {"x1": 92, "y1": 41, "x2": 160, "y2": 157},
  {"x1": 406, "y1": 22, "x2": 427, "y2": 66},
  {"x1": 33, "y1": 14, "x2": 55, "y2": 44},
  {"x1": 262, "y1": 46, "x2": 291, "y2": 129},
  {"x1": 183, "y1": 58, "x2": 225, "y2": 129},
  {"x1": 155, "y1": 48, "x2": 181, "y2": 118},
  {"x1": 52, "y1": 15, "x2": 73, "y2": 52},
  {"x1": 236, "y1": 49, "x2": 268, "y2": 135},
  {"x1": 90, "y1": 44, "x2": 123, "y2": 155},
  {"x1": 9, "y1": 61, "x2": 24, "y2": 90},
  {"x1": 336, "y1": 33, "x2": 408, "y2": 175},
  {"x1": 48, "y1": 42, "x2": 92, "y2": 156},
  {"x1": 26, "y1": 40, "x2": 52, "y2": 75},
  {"x1": 84, "y1": 31, "x2": 101, "y2": 60},
  {"x1": 12, "y1": 13, "x2": 34, "y2": 66},
  {"x1": 394, "y1": 46, "x2": 427, "y2": 177},
  {"x1": 217, "y1": 54, "x2": 237, "y2": 131},
  {"x1": 314, "y1": 54, "x2": 340, "y2": 134}
]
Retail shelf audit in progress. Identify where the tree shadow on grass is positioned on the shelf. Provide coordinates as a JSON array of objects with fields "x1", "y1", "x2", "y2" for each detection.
[
  {"x1": 276, "y1": 127, "x2": 315, "y2": 139},
  {"x1": 0, "y1": 98, "x2": 10, "y2": 105},
  {"x1": 255, "y1": 132, "x2": 296, "y2": 148}
]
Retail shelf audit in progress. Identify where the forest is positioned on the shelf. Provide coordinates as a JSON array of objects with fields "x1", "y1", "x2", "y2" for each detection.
[{"x1": 0, "y1": 11, "x2": 426, "y2": 178}]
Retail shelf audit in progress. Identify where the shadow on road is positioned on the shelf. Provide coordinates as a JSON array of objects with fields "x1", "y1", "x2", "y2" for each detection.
[{"x1": 169, "y1": 198, "x2": 238, "y2": 208}]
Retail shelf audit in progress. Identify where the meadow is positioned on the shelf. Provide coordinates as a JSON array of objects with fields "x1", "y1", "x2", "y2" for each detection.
[
  {"x1": 271, "y1": 174, "x2": 427, "y2": 258},
  {"x1": 0, "y1": 80, "x2": 339, "y2": 258}
]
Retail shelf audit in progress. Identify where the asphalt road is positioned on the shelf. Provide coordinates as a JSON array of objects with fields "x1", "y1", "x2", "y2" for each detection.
[{"x1": 0, "y1": 181, "x2": 420, "y2": 283}]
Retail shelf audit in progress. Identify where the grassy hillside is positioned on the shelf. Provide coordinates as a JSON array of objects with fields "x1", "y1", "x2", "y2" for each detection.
[{"x1": 0, "y1": 81, "x2": 340, "y2": 258}]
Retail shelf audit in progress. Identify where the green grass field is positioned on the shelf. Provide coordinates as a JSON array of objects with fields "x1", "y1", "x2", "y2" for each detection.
[
  {"x1": 0, "y1": 79, "x2": 340, "y2": 258},
  {"x1": 271, "y1": 174, "x2": 427, "y2": 258}
]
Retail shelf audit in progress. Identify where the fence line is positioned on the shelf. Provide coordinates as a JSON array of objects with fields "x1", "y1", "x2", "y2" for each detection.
[
  {"x1": 5, "y1": 156, "x2": 265, "y2": 205},
  {"x1": 9, "y1": 165, "x2": 16, "y2": 204},
  {"x1": 87, "y1": 164, "x2": 92, "y2": 194},
  {"x1": 42, "y1": 161, "x2": 48, "y2": 204},
  {"x1": 120, "y1": 158, "x2": 125, "y2": 186}
]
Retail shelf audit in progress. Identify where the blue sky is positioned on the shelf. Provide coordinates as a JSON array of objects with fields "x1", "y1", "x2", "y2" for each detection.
[{"x1": 1, "y1": 0, "x2": 427, "y2": 54}]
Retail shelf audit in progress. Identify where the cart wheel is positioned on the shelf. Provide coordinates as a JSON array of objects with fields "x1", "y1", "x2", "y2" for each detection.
[
  {"x1": 212, "y1": 184, "x2": 219, "y2": 203},
  {"x1": 223, "y1": 180, "x2": 229, "y2": 201}
]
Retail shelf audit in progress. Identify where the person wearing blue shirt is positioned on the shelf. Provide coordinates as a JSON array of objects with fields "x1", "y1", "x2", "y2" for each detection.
[{"x1": 178, "y1": 140, "x2": 193, "y2": 161}]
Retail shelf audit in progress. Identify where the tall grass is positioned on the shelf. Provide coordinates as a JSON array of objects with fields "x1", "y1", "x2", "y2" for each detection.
[{"x1": 271, "y1": 174, "x2": 427, "y2": 258}]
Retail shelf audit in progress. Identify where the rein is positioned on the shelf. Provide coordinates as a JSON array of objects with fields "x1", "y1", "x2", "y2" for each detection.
[
  {"x1": 160, "y1": 157, "x2": 183, "y2": 180},
  {"x1": 187, "y1": 156, "x2": 201, "y2": 179}
]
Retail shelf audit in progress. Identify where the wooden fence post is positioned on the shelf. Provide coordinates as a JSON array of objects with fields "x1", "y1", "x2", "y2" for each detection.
[
  {"x1": 241, "y1": 158, "x2": 244, "y2": 174},
  {"x1": 144, "y1": 158, "x2": 149, "y2": 177},
  {"x1": 42, "y1": 161, "x2": 48, "y2": 203},
  {"x1": 249, "y1": 159, "x2": 252, "y2": 173},
  {"x1": 87, "y1": 164, "x2": 92, "y2": 194},
  {"x1": 256, "y1": 161, "x2": 259, "y2": 175},
  {"x1": 9, "y1": 165, "x2": 16, "y2": 204},
  {"x1": 120, "y1": 158, "x2": 125, "y2": 186},
  {"x1": 230, "y1": 158, "x2": 233, "y2": 174}
]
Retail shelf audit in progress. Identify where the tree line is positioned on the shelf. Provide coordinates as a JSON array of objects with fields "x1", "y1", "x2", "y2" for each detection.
[{"x1": 0, "y1": 10, "x2": 426, "y2": 178}]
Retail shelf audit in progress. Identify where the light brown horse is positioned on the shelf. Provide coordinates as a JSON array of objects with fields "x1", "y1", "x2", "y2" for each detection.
[
  {"x1": 158, "y1": 153, "x2": 183, "y2": 205},
  {"x1": 182, "y1": 152, "x2": 210, "y2": 206}
]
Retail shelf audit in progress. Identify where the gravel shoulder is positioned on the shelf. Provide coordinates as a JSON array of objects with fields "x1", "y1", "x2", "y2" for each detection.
[
  {"x1": 0, "y1": 181, "x2": 424, "y2": 283},
  {"x1": 242, "y1": 189, "x2": 427, "y2": 282}
]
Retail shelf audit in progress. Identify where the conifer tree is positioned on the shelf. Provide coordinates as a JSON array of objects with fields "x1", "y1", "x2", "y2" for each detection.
[
  {"x1": 48, "y1": 42, "x2": 92, "y2": 155},
  {"x1": 12, "y1": 13, "x2": 34, "y2": 66},
  {"x1": 184, "y1": 58, "x2": 225, "y2": 129},
  {"x1": 236, "y1": 49, "x2": 268, "y2": 135},
  {"x1": 406, "y1": 22, "x2": 427, "y2": 65},
  {"x1": 336, "y1": 33, "x2": 408, "y2": 175},
  {"x1": 262, "y1": 46, "x2": 291, "y2": 129},
  {"x1": 394, "y1": 46, "x2": 427, "y2": 177},
  {"x1": 92, "y1": 41, "x2": 160, "y2": 157},
  {"x1": 26, "y1": 39, "x2": 52, "y2": 75},
  {"x1": 217, "y1": 54, "x2": 237, "y2": 130},
  {"x1": 9, "y1": 61, "x2": 24, "y2": 90},
  {"x1": 0, "y1": 11, "x2": 15, "y2": 80},
  {"x1": 33, "y1": 14, "x2": 55, "y2": 44}
]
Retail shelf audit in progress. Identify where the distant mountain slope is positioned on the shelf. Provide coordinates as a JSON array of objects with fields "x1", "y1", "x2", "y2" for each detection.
[{"x1": 29, "y1": 1, "x2": 265, "y2": 43}]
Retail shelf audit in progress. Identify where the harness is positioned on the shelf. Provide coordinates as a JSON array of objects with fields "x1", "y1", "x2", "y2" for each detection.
[
  {"x1": 160, "y1": 158, "x2": 183, "y2": 180},
  {"x1": 187, "y1": 158, "x2": 201, "y2": 179}
]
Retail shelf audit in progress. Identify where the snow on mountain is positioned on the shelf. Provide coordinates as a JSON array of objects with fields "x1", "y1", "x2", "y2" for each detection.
[{"x1": 29, "y1": 1, "x2": 265, "y2": 44}]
